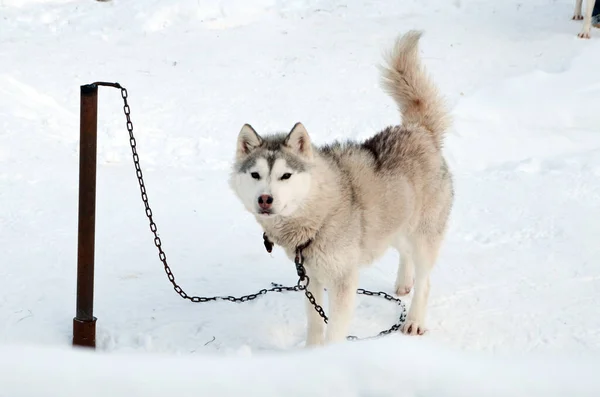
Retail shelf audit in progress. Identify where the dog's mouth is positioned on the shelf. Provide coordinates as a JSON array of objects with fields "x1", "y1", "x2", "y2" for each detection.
[{"x1": 258, "y1": 210, "x2": 273, "y2": 216}]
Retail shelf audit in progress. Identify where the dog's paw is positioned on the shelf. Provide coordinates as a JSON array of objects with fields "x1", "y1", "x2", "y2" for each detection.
[
  {"x1": 573, "y1": 14, "x2": 584, "y2": 20},
  {"x1": 578, "y1": 31, "x2": 591, "y2": 39},
  {"x1": 395, "y1": 275, "x2": 414, "y2": 296},
  {"x1": 401, "y1": 320, "x2": 427, "y2": 336},
  {"x1": 395, "y1": 283, "x2": 413, "y2": 296}
]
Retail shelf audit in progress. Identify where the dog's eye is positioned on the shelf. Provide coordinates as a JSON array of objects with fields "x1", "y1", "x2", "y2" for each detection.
[
  {"x1": 251, "y1": 172, "x2": 260, "y2": 180},
  {"x1": 281, "y1": 173, "x2": 292, "y2": 180}
]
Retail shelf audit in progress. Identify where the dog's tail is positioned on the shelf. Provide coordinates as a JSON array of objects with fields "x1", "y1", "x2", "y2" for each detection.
[{"x1": 379, "y1": 30, "x2": 451, "y2": 147}]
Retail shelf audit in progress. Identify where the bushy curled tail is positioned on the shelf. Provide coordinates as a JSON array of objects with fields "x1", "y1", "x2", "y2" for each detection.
[{"x1": 379, "y1": 30, "x2": 451, "y2": 148}]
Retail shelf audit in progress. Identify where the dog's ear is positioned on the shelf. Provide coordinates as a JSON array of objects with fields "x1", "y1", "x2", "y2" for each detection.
[
  {"x1": 284, "y1": 122, "x2": 313, "y2": 159},
  {"x1": 236, "y1": 124, "x2": 262, "y2": 160}
]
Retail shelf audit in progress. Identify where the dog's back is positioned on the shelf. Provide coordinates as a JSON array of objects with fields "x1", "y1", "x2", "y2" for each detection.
[{"x1": 316, "y1": 31, "x2": 454, "y2": 263}]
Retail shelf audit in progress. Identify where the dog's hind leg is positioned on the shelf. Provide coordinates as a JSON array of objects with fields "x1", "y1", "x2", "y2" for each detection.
[
  {"x1": 401, "y1": 232, "x2": 443, "y2": 336},
  {"x1": 393, "y1": 235, "x2": 415, "y2": 296}
]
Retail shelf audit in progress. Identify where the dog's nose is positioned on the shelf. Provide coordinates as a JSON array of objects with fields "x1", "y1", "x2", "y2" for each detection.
[{"x1": 258, "y1": 194, "x2": 273, "y2": 209}]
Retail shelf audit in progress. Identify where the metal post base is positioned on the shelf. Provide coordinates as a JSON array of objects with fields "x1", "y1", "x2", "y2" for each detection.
[{"x1": 72, "y1": 317, "x2": 97, "y2": 348}]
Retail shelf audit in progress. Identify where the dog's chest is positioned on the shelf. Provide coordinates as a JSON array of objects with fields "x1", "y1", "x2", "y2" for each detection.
[{"x1": 261, "y1": 218, "x2": 315, "y2": 247}]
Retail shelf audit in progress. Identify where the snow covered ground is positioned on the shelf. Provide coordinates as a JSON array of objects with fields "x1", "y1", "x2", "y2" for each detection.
[
  {"x1": 1, "y1": 0, "x2": 600, "y2": 395},
  {"x1": 2, "y1": 338, "x2": 600, "y2": 397}
]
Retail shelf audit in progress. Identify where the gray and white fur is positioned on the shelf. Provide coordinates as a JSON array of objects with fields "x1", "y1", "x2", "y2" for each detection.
[{"x1": 229, "y1": 30, "x2": 454, "y2": 346}]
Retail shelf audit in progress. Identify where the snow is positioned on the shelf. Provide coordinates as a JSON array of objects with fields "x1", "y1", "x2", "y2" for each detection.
[
  {"x1": 1, "y1": 0, "x2": 600, "y2": 394},
  {"x1": 2, "y1": 339, "x2": 600, "y2": 397}
]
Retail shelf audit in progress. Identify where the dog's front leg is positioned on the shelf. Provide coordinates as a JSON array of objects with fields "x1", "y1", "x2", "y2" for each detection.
[
  {"x1": 578, "y1": 0, "x2": 597, "y2": 38},
  {"x1": 324, "y1": 270, "x2": 359, "y2": 344},
  {"x1": 304, "y1": 269, "x2": 325, "y2": 347}
]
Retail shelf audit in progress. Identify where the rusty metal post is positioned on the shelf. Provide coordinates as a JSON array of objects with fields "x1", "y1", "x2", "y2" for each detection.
[{"x1": 73, "y1": 84, "x2": 98, "y2": 348}]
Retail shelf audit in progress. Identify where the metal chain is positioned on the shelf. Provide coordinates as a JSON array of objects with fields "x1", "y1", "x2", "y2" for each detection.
[{"x1": 96, "y1": 81, "x2": 407, "y2": 341}]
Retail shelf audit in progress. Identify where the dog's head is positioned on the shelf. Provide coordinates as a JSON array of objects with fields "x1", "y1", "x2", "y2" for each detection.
[{"x1": 229, "y1": 122, "x2": 314, "y2": 219}]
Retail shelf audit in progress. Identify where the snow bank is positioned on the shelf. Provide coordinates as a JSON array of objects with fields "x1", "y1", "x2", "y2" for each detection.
[{"x1": 1, "y1": 338, "x2": 599, "y2": 397}]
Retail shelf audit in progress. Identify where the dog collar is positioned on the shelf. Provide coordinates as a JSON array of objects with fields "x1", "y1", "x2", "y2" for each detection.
[
  {"x1": 262, "y1": 232, "x2": 274, "y2": 253},
  {"x1": 262, "y1": 233, "x2": 312, "y2": 254}
]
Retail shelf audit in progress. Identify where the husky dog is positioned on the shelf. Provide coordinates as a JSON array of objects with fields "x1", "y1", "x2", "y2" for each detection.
[
  {"x1": 573, "y1": 0, "x2": 598, "y2": 39},
  {"x1": 229, "y1": 30, "x2": 453, "y2": 346}
]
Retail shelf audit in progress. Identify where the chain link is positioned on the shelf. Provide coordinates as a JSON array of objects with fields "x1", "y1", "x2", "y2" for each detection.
[{"x1": 100, "y1": 81, "x2": 406, "y2": 341}]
